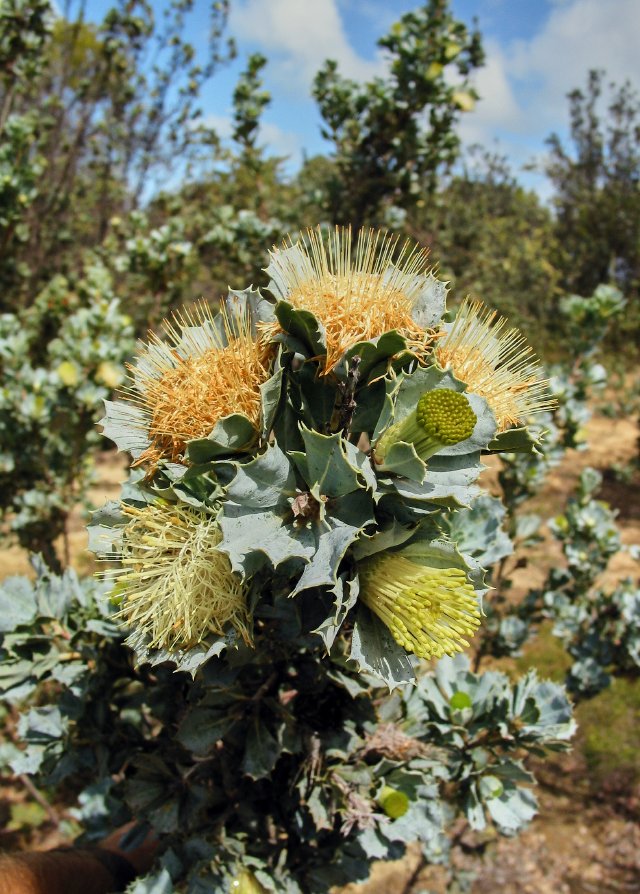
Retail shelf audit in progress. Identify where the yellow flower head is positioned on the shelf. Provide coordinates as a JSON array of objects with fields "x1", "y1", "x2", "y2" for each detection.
[
  {"x1": 358, "y1": 552, "x2": 481, "y2": 660},
  {"x1": 124, "y1": 301, "x2": 271, "y2": 467},
  {"x1": 111, "y1": 504, "x2": 252, "y2": 650},
  {"x1": 265, "y1": 226, "x2": 434, "y2": 373},
  {"x1": 435, "y1": 299, "x2": 553, "y2": 431}
]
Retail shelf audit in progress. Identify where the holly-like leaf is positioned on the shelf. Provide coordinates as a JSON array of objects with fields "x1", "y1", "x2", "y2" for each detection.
[
  {"x1": 298, "y1": 426, "x2": 364, "y2": 497},
  {"x1": 131, "y1": 637, "x2": 228, "y2": 678},
  {"x1": 290, "y1": 489, "x2": 374, "y2": 598},
  {"x1": 242, "y1": 716, "x2": 282, "y2": 780},
  {"x1": 275, "y1": 302, "x2": 326, "y2": 359},
  {"x1": 487, "y1": 426, "x2": 544, "y2": 454},
  {"x1": 0, "y1": 577, "x2": 37, "y2": 632},
  {"x1": 445, "y1": 494, "x2": 514, "y2": 569},
  {"x1": 260, "y1": 366, "x2": 284, "y2": 438},
  {"x1": 219, "y1": 443, "x2": 315, "y2": 576},
  {"x1": 177, "y1": 707, "x2": 234, "y2": 755},
  {"x1": 375, "y1": 441, "x2": 425, "y2": 483},
  {"x1": 349, "y1": 605, "x2": 415, "y2": 689},
  {"x1": 314, "y1": 573, "x2": 361, "y2": 652},
  {"x1": 408, "y1": 272, "x2": 448, "y2": 329},
  {"x1": 485, "y1": 785, "x2": 538, "y2": 834},
  {"x1": 186, "y1": 414, "x2": 258, "y2": 463},
  {"x1": 224, "y1": 286, "x2": 276, "y2": 337},
  {"x1": 99, "y1": 400, "x2": 149, "y2": 457},
  {"x1": 340, "y1": 330, "x2": 408, "y2": 382}
]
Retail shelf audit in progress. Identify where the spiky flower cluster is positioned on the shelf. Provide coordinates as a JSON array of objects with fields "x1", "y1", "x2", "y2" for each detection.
[
  {"x1": 95, "y1": 225, "x2": 551, "y2": 674},
  {"x1": 435, "y1": 298, "x2": 552, "y2": 431},
  {"x1": 358, "y1": 553, "x2": 481, "y2": 659},
  {"x1": 125, "y1": 302, "x2": 271, "y2": 467},
  {"x1": 112, "y1": 504, "x2": 251, "y2": 650},
  {"x1": 264, "y1": 226, "x2": 432, "y2": 372}
]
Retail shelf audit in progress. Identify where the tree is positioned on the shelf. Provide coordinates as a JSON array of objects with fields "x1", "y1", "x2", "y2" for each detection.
[
  {"x1": 0, "y1": 0, "x2": 235, "y2": 310},
  {"x1": 546, "y1": 70, "x2": 640, "y2": 302},
  {"x1": 416, "y1": 147, "x2": 562, "y2": 339},
  {"x1": 312, "y1": 0, "x2": 484, "y2": 230}
]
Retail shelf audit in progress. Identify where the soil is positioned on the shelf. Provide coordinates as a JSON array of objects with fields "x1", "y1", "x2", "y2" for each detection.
[{"x1": 1, "y1": 410, "x2": 639, "y2": 893}]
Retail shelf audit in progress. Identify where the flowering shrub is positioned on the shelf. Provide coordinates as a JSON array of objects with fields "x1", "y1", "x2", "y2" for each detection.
[
  {"x1": 1, "y1": 228, "x2": 576, "y2": 892},
  {"x1": 0, "y1": 259, "x2": 135, "y2": 568}
]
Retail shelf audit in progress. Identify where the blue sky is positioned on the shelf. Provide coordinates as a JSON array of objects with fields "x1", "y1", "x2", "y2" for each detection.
[{"x1": 86, "y1": 0, "x2": 640, "y2": 196}]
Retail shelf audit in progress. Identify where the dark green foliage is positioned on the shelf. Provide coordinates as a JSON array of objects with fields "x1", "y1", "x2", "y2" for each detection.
[
  {"x1": 547, "y1": 70, "x2": 640, "y2": 299},
  {"x1": 0, "y1": 560, "x2": 574, "y2": 892},
  {"x1": 0, "y1": 260, "x2": 134, "y2": 567},
  {"x1": 313, "y1": 0, "x2": 484, "y2": 229}
]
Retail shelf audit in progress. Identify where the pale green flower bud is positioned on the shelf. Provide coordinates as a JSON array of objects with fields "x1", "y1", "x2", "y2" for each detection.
[
  {"x1": 377, "y1": 786, "x2": 410, "y2": 819},
  {"x1": 373, "y1": 388, "x2": 476, "y2": 465}
]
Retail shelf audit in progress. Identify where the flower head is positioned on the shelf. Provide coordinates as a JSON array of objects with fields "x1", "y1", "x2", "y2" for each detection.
[
  {"x1": 265, "y1": 226, "x2": 434, "y2": 373},
  {"x1": 358, "y1": 552, "x2": 481, "y2": 659},
  {"x1": 124, "y1": 301, "x2": 271, "y2": 467},
  {"x1": 435, "y1": 298, "x2": 553, "y2": 431},
  {"x1": 373, "y1": 388, "x2": 476, "y2": 465},
  {"x1": 111, "y1": 504, "x2": 252, "y2": 650}
]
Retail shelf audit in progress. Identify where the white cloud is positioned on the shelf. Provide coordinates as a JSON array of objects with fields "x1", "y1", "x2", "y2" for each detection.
[
  {"x1": 457, "y1": 39, "x2": 523, "y2": 146},
  {"x1": 509, "y1": 0, "x2": 640, "y2": 128},
  {"x1": 230, "y1": 0, "x2": 382, "y2": 95},
  {"x1": 454, "y1": 0, "x2": 640, "y2": 180}
]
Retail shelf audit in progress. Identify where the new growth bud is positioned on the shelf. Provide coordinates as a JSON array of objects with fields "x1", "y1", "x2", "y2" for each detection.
[
  {"x1": 373, "y1": 388, "x2": 476, "y2": 465},
  {"x1": 377, "y1": 786, "x2": 410, "y2": 819}
]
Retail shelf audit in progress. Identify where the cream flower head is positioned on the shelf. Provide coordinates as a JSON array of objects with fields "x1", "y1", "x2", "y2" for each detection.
[
  {"x1": 435, "y1": 298, "x2": 553, "y2": 432},
  {"x1": 111, "y1": 504, "x2": 252, "y2": 650},
  {"x1": 123, "y1": 301, "x2": 271, "y2": 467},
  {"x1": 265, "y1": 226, "x2": 440, "y2": 373},
  {"x1": 358, "y1": 552, "x2": 481, "y2": 660}
]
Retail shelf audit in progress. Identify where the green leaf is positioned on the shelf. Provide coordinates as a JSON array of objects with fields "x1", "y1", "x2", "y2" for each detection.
[
  {"x1": 225, "y1": 286, "x2": 276, "y2": 337},
  {"x1": 376, "y1": 441, "x2": 425, "y2": 482},
  {"x1": 291, "y1": 489, "x2": 374, "y2": 601},
  {"x1": 487, "y1": 426, "x2": 544, "y2": 453},
  {"x1": 260, "y1": 366, "x2": 284, "y2": 438},
  {"x1": 486, "y1": 785, "x2": 537, "y2": 833},
  {"x1": 186, "y1": 413, "x2": 257, "y2": 463},
  {"x1": 99, "y1": 400, "x2": 150, "y2": 458},
  {"x1": 126, "y1": 869, "x2": 174, "y2": 894},
  {"x1": 341, "y1": 330, "x2": 408, "y2": 381},
  {"x1": 219, "y1": 443, "x2": 315, "y2": 575},
  {"x1": 242, "y1": 717, "x2": 282, "y2": 780},
  {"x1": 132, "y1": 637, "x2": 227, "y2": 678},
  {"x1": 275, "y1": 301, "x2": 326, "y2": 358},
  {"x1": 478, "y1": 775, "x2": 504, "y2": 800},
  {"x1": 381, "y1": 450, "x2": 483, "y2": 513},
  {"x1": 445, "y1": 494, "x2": 514, "y2": 569},
  {"x1": 353, "y1": 520, "x2": 418, "y2": 561},
  {"x1": 177, "y1": 707, "x2": 234, "y2": 755},
  {"x1": 312, "y1": 572, "x2": 360, "y2": 650},
  {"x1": 349, "y1": 605, "x2": 415, "y2": 689},
  {"x1": 294, "y1": 361, "x2": 337, "y2": 430},
  {"x1": 0, "y1": 577, "x2": 37, "y2": 632},
  {"x1": 299, "y1": 426, "x2": 363, "y2": 496}
]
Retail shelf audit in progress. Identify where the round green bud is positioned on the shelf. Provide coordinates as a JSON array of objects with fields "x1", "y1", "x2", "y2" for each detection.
[
  {"x1": 230, "y1": 870, "x2": 265, "y2": 894},
  {"x1": 416, "y1": 389, "x2": 476, "y2": 446},
  {"x1": 377, "y1": 785, "x2": 410, "y2": 819}
]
